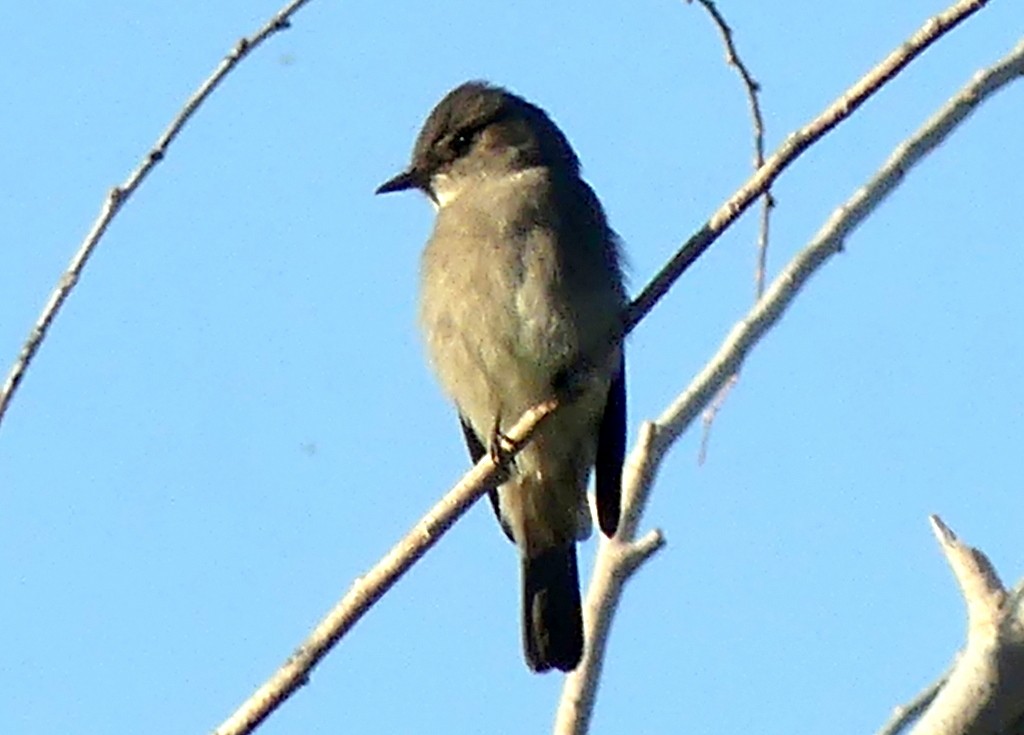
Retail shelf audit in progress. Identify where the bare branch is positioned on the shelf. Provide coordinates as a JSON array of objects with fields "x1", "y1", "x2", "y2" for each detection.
[
  {"x1": 931, "y1": 516, "x2": 1008, "y2": 630},
  {"x1": 557, "y1": 21, "x2": 1020, "y2": 735},
  {"x1": 0, "y1": 0, "x2": 314, "y2": 431},
  {"x1": 211, "y1": 400, "x2": 558, "y2": 735},
  {"x1": 903, "y1": 518, "x2": 1024, "y2": 735}
]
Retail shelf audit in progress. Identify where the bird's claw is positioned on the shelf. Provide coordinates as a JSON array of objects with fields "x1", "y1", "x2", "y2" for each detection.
[{"x1": 488, "y1": 415, "x2": 517, "y2": 482}]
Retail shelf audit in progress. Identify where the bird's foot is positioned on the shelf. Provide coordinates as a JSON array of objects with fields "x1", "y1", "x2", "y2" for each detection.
[{"x1": 488, "y1": 414, "x2": 518, "y2": 482}]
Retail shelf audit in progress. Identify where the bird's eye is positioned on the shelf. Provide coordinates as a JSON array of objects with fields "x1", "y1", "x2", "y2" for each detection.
[{"x1": 450, "y1": 129, "x2": 475, "y2": 156}]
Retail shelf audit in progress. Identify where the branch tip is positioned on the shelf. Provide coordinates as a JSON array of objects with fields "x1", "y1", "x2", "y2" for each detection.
[{"x1": 929, "y1": 513, "x2": 955, "y2": 546}]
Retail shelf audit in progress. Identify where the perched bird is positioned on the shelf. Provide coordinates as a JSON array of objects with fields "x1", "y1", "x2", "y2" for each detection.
[{"x1": 376, "y1": 82, "x2": 626, "y2": 673}]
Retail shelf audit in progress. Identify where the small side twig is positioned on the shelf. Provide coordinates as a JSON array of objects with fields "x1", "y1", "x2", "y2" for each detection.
[
  {"x1": 0, "y1": 0, "x2": 313, "y2": 430},
  {"x1": 697, "y1": 371, "x2": 738, "y2": 465},
  {"x1": 687, "y1": 0, "x2": 772, "y2": 463},
  {"x1": 688, "y1": 0, "x2": 774, "y2": 295}
]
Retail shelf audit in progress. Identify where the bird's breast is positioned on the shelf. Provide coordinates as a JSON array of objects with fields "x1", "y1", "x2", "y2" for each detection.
[{"x1": 419, "y1": 172, "x2": 580, "y2": 418}]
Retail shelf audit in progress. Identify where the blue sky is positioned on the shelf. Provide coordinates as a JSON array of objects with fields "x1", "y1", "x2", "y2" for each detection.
[{"x1": 2, "y1": 1, "x2": 1022, "y2": 733}]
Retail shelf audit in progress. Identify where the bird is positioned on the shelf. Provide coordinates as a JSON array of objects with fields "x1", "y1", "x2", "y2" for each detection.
[{"x1": 376, "y1": 81, "x2": 626, "y2": 673}]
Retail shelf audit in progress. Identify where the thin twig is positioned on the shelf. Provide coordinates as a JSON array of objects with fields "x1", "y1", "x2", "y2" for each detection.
[
  {"x1": 0, "y1": 0, "x2": 313, "y2": 430},
  {"x1": 689, "y1": 0, "x2": 774, "y2": 296},
  {"x1": 688, "y1": 1, "x2": 770, "y2": 463},
  {"x1": 623, "y1": 0, "x2": 989, "y2": 337},
  {"x1": 556, "y1": 20, "x2": 1020, "y2": 735},
  {"x1": 698, "y1": 371, "x2": 738, "y2": 464}
]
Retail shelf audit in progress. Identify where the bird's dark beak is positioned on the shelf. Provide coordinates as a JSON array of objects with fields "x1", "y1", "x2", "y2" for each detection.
[{"x1": 375, "y1": 168, "x2": 422, "y2": 195}]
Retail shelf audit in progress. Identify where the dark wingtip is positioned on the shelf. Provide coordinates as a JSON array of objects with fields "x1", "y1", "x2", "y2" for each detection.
[{"x1": 596, "y1": 358, "x2": 626, "y2": 537}]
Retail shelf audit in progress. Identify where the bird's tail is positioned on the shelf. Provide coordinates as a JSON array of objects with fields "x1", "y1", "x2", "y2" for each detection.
[{"x1": 522, "y1": 544, "x2": 583, "y2": 673}]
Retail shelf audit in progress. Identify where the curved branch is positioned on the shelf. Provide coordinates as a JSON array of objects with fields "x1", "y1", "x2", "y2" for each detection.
[
  {"x1": 902, "y1": 518, "x2": 1024, "y2": 735},
  {"x1": 0, "y1": 0, "x2": 314, "y2": 430}
]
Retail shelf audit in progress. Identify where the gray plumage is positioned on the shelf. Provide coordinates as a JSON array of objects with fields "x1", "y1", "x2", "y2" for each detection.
[{"x1": 376, "y1": 82, "x2": 627, "y2": 673}]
